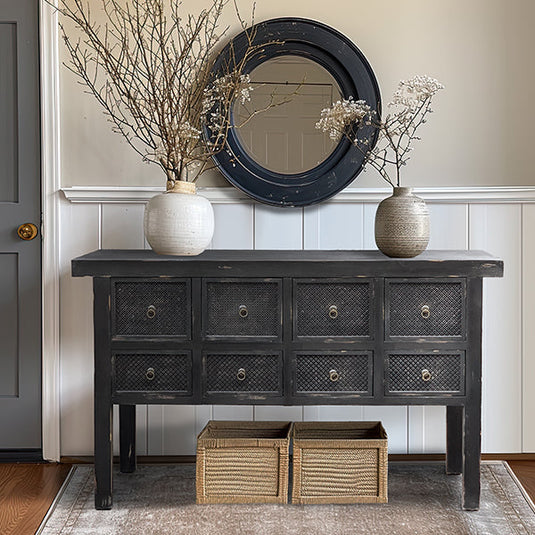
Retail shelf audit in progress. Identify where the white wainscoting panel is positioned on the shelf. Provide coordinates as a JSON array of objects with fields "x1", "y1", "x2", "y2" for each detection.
[
  {"x1": 59, "y1": 200, "x2": 100, "y2": 455},
  {"x1": 303, "y1": 406, "x2": 365, "y2": 422},
  {"x1": 305, "y1": 203, "x2": 365, "y2": 250},
  {"x1": 254, "y1": 406, "x2": 304, "y2": 421},
  {"x1": 58, "y1": 189, "x2": 533, "y2": 456},
  {"x1": 213, "y1": 406, "x2": 253, "y2": 421},
  {"x1": 101, "y1": 204, "x2": 146, "y2": 249},
  {"x1": 522, "y1": 205, "x2": 535, "y2": 452},
  {"x1": 211, "y1": 203, "x2": 254, "y2": 249},
  {"x1": 362, "y1": 204, "x2": 378, "y2": 250},
  {"x1": 470, "y1": 204, "x2": 522, "y2": 453},
  {"x1": 254, "y1": 205, "x2": 303, "y2": 249},
  {"x1": 427, "y1": 204, "x2": 469, "y2": 250},
  {"x1": 152, "y1": 405, "x2": 197, "y2": 455}
]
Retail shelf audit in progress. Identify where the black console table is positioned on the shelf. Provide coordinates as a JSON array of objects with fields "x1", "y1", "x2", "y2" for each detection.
[{"x1": 72, "y1": 249, "x2": 503, "y2": 510}]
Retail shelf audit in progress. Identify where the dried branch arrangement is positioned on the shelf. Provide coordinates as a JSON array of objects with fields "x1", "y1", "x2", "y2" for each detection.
[
  {"x1": 56, "y1": 0, "x2": 263, "y2": 188},
  {"x1": 316, "y1": 75, "x2": 444, "y2": 187}
]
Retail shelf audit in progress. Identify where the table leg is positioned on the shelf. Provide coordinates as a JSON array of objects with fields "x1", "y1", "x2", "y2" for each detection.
[
  {"x1": 94, "y1": 394, "x2": 113, "y2": 509},
  {"x1": 462, "y1": 401, "x2": 481, "y2": 510},
  {"x1": 446, "y1": 406, "x2": 463, "y2": 475},
  {"x1": 93, "y1": 277, "x2": 113, "y2": 510},
  {"x1": 120, "y1": 405, "x2": 137, "y2": 473}
]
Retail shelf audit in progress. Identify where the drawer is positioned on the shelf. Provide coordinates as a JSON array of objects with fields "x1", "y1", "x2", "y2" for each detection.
[
  {"x1": 204, "y1": 352, "x2": 282, "y2": 395},
  {"x1": 293, "y1": 351, "x2": 372, "y2": 395},
  {"x1": 112, "y1": 279, "x2": 191, "y2": 338},
  {"x1": 385, "y1": 352, "x2": 465, "y2": 395},
  {"x1": 294, "y1": 280, "x2": 373, "y2": 338},
  {"x1": 385, "y1": 280, "x2": 465, "y2": 338},
  {"x1": 113, "y1": 352, "x2": 192, "y2": 394},
  {"x1": 203, "y1": 279, "x2": 282, "y2": 339}
]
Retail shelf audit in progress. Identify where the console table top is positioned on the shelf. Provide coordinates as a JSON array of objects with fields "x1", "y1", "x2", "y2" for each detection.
[{"x1": 72, "y1": 249, "x2": 503, "y2": 279}]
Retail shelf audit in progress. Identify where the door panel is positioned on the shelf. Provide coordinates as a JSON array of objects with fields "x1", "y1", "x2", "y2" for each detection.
[
  {"x1": 237, "y1": 84, "x2": 335, "y2": 173},
  {"x1": 0, "y1": 254, "x2": 18, "y2": 397},
  {"x1": 0, "y1": 22, "x2": 17, "y2": 202},
  {"x1": 0, "y1": 0, "x2": 41, "y2": 453}
]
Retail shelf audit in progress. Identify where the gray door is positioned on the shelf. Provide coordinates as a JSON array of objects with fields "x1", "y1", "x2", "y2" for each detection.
[{"x1": 0, "y1": 0, "x2": 41, "y2": 456}]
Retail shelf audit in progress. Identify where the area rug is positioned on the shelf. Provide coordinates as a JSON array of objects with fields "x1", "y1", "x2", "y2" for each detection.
[{"x1": 38, "y1": 462, "x2": 535, "y2": 535}]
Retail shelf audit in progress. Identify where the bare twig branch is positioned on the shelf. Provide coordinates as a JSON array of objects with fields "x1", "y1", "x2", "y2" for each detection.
[{"x1": 53, "y1": 0, "x2": 270, "y2": 186}]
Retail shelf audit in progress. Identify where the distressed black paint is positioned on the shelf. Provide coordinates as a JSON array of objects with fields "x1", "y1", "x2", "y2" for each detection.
[
  {"x1": 208, "y1": 18, "x2": 381, "y2": 207},
  {"x1": 74, "y1": 249, "x2": 502, "y2": 510}
]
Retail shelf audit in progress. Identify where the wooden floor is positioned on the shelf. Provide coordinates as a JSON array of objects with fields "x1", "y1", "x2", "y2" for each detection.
[
  {"x1": 509, "y1": 461, "x2": 535, "y2": 503},
  {"x1": 0, "y1": 463, "x2": 71, "y2": 535},
  {"x1": 1, "y1": 461, "x2": 534, "y2": 535}
]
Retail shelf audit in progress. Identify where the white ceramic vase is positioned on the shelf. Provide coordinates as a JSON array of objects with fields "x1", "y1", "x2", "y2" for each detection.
[{"x1": 143, "y1": 180, "x2": 214, "y2": 256}]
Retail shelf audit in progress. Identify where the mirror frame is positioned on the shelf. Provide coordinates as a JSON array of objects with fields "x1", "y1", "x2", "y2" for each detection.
[{"x1": 209, "y1": 18, "x2": 381, "y2": 207}]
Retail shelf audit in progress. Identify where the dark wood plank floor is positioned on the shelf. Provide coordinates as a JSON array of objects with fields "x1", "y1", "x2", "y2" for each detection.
[
  {"x1": 0, "y1": 463, "x2": 72, "y2": 535},
  {"x1": 0, "y1": 461, "x2": 534, "y2": 534},
  {"x1": 509, "y1": 460, "x2": 535, "y2": 502}
]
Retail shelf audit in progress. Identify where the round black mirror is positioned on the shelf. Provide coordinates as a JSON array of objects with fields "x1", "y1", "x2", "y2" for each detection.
[{"x1": 209, "y1": 18, "x2": 381, "y2": 207}]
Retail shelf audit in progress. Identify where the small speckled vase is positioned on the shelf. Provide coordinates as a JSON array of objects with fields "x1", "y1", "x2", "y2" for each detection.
[
  {"x1": 374, "y1": 187, "x2": 430, "y2": 258},
  {"x1": 143, "y1": 180, "x2": 214, "y2": 256}
]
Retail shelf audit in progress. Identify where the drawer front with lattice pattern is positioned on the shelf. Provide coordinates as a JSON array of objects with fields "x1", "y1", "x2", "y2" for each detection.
[
  {"x1": 294, "y1": 281, "x2": 372, "y2": 338},
  {"x1": 294, "y1": 352, "x2": 372, "y2": 394},
  {"x1": 204, "y1": 353, "x2": 282, "y2": 394},
  {"x1": 385, "y1": 353, "x2": 465, "y2": 394},
  {"x1": 113, "y1": 353, "x2": 192, "y2": 393},
  {"x1": 113, "y1": 280, "x2": 190, "y2": 338},
  {"x1": 386, "y1": 280, "x2": 465, "y2": 338},
  {"x1": 203, "y1": 280, "x2": 282, "y2": 339}
]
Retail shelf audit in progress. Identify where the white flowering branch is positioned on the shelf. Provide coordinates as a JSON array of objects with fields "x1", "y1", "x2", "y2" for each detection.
[
  {"x1": 316, "y1": 75, "x2": 444, "y2": 187},
  {"x1": 54, "y1": 0, "x2": 268, "y2": 188}
]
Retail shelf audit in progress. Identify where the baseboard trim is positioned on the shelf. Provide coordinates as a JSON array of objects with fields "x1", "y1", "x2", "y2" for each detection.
[
  {"x1": 0, "y1": 449, "x2": 43, "y2": 462},
  {"x1": 60, "y1": 453, "x2": 535, "y2": 464},
  {"x1": 391, "y1": 453, "x2": 535, "y2": 462}
]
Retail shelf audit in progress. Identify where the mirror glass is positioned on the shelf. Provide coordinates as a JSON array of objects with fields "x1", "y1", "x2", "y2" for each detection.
[{"x1": 233, "y1": 56, "x2": 342, "y2": 175}]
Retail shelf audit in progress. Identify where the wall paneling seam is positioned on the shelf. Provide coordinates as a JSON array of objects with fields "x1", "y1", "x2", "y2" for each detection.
[{"x1": 520, "y1": 203, "x2": 524, "y2": 452}]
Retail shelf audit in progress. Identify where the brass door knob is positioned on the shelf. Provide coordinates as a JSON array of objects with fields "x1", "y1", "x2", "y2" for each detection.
[{"x1": 17, "y1": 223, "x2": 38, "y2": 241}]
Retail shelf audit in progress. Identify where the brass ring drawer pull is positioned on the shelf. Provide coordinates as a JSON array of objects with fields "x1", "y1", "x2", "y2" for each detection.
[
  {"x1": 329, "y1": 369, "x2": 340, "y2": 382},
  {"x1": 421, "y1": 305, "x2": 430, "y2": 319},
  {"x1": 421, "y1": 369, "x2": 432, "y2": 382},
  {"x1": 236, "y1": 368, "x2": 246, "y2": 381},
  {"x1": 238, "y1": 305, "x2": 248, "y2": 318},
  {"x1": 145, "y1": 367, "x2": 156, "y2": 381},
  {"x1": 146, "y1": 305, "x2": 157, "y2": 319},
  {"x1": 328, "y1": 305, "x2": 338, "y2": 319}
]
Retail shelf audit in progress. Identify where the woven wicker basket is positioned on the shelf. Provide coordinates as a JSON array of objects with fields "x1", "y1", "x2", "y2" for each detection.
[
  {"x1": 196, "y1": 420, "x2": 292, "y2": 504},
  {"x1": 292, "y1": 421, "x2": 388, "y2": 504}
]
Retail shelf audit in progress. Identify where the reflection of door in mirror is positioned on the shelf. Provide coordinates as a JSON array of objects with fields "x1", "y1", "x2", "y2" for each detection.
[{"x1": 234, "y1": 56, "x2": 342, "y2": 175}]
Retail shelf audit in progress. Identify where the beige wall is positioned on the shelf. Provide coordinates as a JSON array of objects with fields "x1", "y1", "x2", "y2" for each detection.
[{"x1": 60, "y1": 0, "x2": 535, "y2": 188}]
